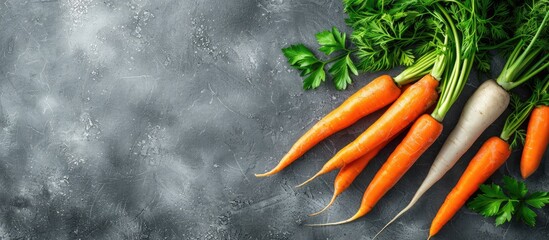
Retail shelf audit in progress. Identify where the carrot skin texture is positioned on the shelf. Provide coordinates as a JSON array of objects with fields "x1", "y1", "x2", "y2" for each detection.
[
  {"x1": 357, "y1": 114, "x2": 443, "y2": 217},
  {"x1": 521, "y1": 105, "x2": 549, "y2": 179},
  {"x1": 429, "y1": 137, "x2": 511, "y2": 238},
  {"x1": 318, "y1": 74, "x2": 439, "y2": 174},
  {"x1": 256, "y1": 75, "x2": 400, "y2": 177},
  {"x1": 335, "y1": 142, "x2": 388, "y2": 196}
]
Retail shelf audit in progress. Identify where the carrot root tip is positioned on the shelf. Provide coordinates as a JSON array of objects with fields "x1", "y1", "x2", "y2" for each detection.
[
  {"x1": 254, "y1": 173, "x2": 270, "y2": 178},
  {"x1": 254, "y1": 169, "x2": 278, "y2": 178},
  {"x1": 308, "y1": 193, "x2": 337, "y2": 217},
  {"x1": 295, "y1": 172, "x2": 321, "y2": 188},
  {"x1": 303, "y1": 218, "x2": 355, "y2": 227}
]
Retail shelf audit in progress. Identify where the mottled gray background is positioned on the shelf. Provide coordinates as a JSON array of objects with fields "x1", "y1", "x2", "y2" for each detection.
[{"x1": 0, "y1": 0, "x2": 547, "y2": 239}]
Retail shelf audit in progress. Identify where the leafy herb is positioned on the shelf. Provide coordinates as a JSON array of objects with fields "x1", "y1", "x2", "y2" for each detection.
[
  {"x1": 468, "y1": 176, "x2": 549, "y2": 227},
  {"x1": 316, "y1": 27, "x2": 347, "y2": 55},
  {"x1": 282, "y1": 27, "x2": 357, "y2": 90},
  {"x1": 282, "y1": 44, "x2": 325, "y2": 89}
]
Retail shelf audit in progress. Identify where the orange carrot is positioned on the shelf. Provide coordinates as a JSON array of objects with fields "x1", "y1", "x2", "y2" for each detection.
[
  {"x1": 521, "y1": 105, "x2": 549, "y2": 179},
  {"x1": 255, "y1": 75, "x2": 401, "y2": 177},
  {"x1": 429, "y1": 136, "x2": 511, "y2": 238},
  {"x1": 307, "y1": 114, "x2": 443, "y2": 226},
  {"x1": 297, "y1": 74, "x2": 439, "y2": 186},
  {"x1": 310, "y1": 137, "x2": 394, "y2": 216}
]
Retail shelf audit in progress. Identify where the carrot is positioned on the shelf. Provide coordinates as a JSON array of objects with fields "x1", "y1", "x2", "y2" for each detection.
[
  {"x1": 309, "y1": 137, "x2": 394, "y2": 216},
  {"x1": 521, "y1": 105, "x2": 549, "y2": 179},
  {"x1": 429, "y1": 137, "x2": 511, "y2": 238},
  {"x1": 255, "y1": 75, "x2": 401, "y2": 177},
  {"x1": 307, "y1": 114, "x2": 443, "y2": 226},
  {"x1": 296, "y1": 74, "x2": 439, "y2": 186}
]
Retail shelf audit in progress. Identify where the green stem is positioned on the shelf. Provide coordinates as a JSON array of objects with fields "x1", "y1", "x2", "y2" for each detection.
[
  {"x1": 508, "y1": 56, "x2": 549, "y2": 90},
  {"x1": 431, "y1": 3, "x2": 464, "y2": 122},
  {"x1": 324, "y1": 53, "x2": 349, "y2": 64},
  {"x1": 430, "y1": 34, "x2": 449, "y2": 81},
  {"x1": 500, "y1": 102, "x2": 535, "y2": 141},
  {"x1": 497, "y1": 11, "x2": 549, "y2": 88},
  {"x1": 543, "y1": 77, "x2": 549, "y2": 93},
  {"x1": 478, "y1": 35, "x2": 523, "y2": 51},
  {"x1": 393, "y1": 50, "x2": 438, "y2": 85}
]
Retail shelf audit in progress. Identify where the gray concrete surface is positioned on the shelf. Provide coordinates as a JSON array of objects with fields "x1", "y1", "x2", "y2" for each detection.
[{"x1": 0, "y1": 0, "x2": 547, "y2": 239}]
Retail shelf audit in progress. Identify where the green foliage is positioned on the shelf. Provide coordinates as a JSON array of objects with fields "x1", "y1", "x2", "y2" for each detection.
[
  {"x1": 282, "y1": 44, "x2": 325, "y2": 89},
  {"x1": 281, "y1": 28, "x2": 357, "y2": 90},
  {"x1": 316, "y1": 27, "x2": 347, "y2": 55},
  {"x1": 468, "y1": 176, "x2": 549, "y2": 227},
  {"x1": 281, "y1": 0, "x2": 522, "y2": 90},
  {"x1": 497, "y1": 1, "x2": 549, "y2": 89}
]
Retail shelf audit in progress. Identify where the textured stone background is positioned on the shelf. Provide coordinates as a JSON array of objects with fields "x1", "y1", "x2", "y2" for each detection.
[{"x1": 0, "y1": 0, "x2": 547, "y2": 239}]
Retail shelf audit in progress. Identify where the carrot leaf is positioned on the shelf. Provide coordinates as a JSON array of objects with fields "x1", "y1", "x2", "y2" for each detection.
[{"x1": 468, "y1": 177, "x2": 549, "y2": 227}]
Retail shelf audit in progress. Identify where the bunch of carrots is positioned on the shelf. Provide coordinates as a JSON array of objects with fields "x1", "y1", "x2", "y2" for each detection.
[{"x1": 256, "y1": 0, "x2": 549, "y2": 238}]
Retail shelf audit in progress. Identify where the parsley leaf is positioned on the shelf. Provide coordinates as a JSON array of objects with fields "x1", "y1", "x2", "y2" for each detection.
[
  {"x1": 468, "y1": 184, "x2": 508, "y2": 217},
  {"x1": 329, "y1": 55, "x2": 358, "y2": 90},
  {"x1": 316, "y1": 27, "x2": 347, "y2": 55},
  {"x1": 303, "y1": 66, "x2": 326, "y2": 90},
  {"x1": 282, "y1": 44, "x2": 326, "y2": 90},
  {"x1": 517, "y1": 203, "x2": 537, "y2": 227},
  {"x1": 282, "y1": 44, "x2": 320, "y2": 71},
  {"x1": 526, "y1": 192, "x2": 549, "y2": 208},
  {"x1": 282, "y1": 28, "x2": 358, "y2": 90},
  {"x1": 503, "y1": 176, "x2": 528, "y2": 199},
  {"x1": 495, "y1": 200, "x2": 515, "y2": 226},
  {"x1": 468, "y1": 176, "x2": 549, "y2": 228}
]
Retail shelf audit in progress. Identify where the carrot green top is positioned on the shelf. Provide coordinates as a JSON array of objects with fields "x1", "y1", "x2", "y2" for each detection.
[
  {"x1": 496, "y1": 1, "x2": 549, "y2": 91},
  {"x1": 428, "y1": 1, "x2": 481, "y2": 122}
]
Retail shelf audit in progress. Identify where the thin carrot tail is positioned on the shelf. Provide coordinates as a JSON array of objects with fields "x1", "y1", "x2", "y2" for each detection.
[
  {"x1": 374, "y1": 175, "x2": 433, "y2": 239},
  {"x1": 304, "y1": 207, "x2": 370, "y2": 227},
  {"x1": 373, "y1": 179, "x2": 426, "y2": 239},
  {"x1": 254, "y1": 169, "x2": 279, "y2": 178},
  {"x1": 255, "y1": 153, "x2": 301, "y2": 177},
  {"x1": 309, "y1": 192, "x2": 338, "y2": 216},
  {"x1": 296, "y1": 165, "x2": 332, "y2": 188},
  {"x1": 373, "y1": 205, "x2": 412, "y2": 239},
  {"x1": 295, "y1": 171, "x2": 322, "y2": 188}
]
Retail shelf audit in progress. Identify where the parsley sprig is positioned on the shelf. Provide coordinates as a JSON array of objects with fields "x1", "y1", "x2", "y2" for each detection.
[
  {"x1": 282, "y1": 27, "x2": 358, "y2": 90},
  {"x1": 468, "y1": 176, "x2": 549, "y2": 227}
]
